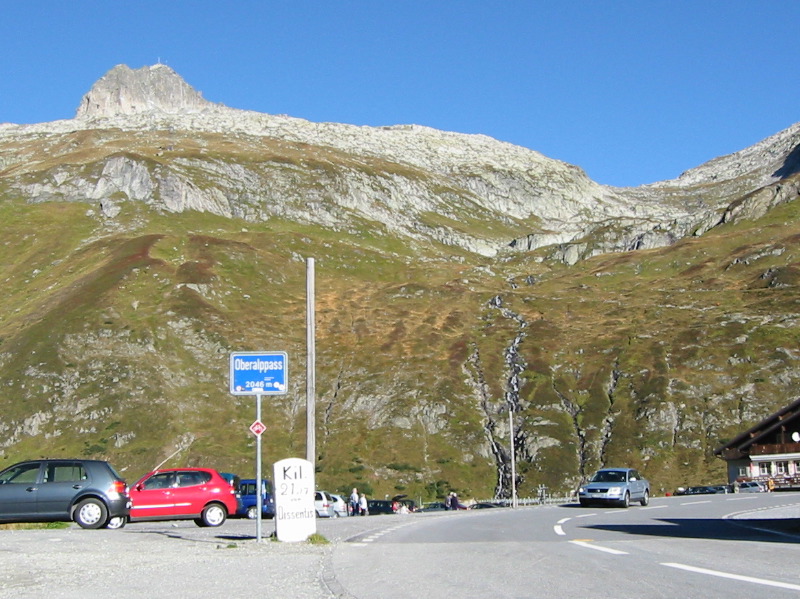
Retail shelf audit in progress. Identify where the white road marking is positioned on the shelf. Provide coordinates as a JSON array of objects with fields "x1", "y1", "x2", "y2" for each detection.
[
  {"x1": 554, "y1": 517, "x2": 570, "y2": 536},
  {"x1": 641, "y1": 504, "x2": 667, "y2": 511},
  {"x1": 679, "y1": 500, "x2": 711, "y2": 505},
  {"x1": 569, "y1": 540, "x2": 628, "y2": 555},
  {"x1": 662, "y1": 563, "x2": 800, "y2": 591}
]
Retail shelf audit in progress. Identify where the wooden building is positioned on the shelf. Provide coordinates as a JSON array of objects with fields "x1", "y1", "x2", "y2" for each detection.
[{"x1": 714, "y1": 397, "x2": 800, "y2": 491}]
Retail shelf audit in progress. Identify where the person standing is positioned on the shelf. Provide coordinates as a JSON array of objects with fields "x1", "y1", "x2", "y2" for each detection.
[
  {"x1": 349, "y1": 488, "x2": 360, "y2": 516},
  {"x1": 359, "y1": 493, "x2": 368, "y2": 516}
]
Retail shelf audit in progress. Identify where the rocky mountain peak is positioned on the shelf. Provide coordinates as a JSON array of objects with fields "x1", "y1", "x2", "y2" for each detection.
[{"x1": 75, "y1": 64, "x2": 214, "y2": 119}]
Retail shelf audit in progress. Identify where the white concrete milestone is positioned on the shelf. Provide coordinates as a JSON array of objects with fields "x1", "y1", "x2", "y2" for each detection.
[{"x1": 273, "y1": 457, "x2": 316, "y2": 542}]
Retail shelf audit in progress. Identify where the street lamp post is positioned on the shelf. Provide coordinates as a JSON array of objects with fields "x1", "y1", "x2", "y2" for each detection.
[{"x1": 509, "y1": 408, "x2": 517, "y2": 508}]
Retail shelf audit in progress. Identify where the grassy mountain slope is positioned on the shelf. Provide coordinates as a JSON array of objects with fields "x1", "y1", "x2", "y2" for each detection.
[{"x1": 1, "y1": 166, "x2": 799, "y2": 500}]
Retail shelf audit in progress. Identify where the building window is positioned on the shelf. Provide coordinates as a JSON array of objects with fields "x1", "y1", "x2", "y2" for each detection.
[
  {"x1": 759, "y1": 462, "x2": 771, "y2": 476},
  {"x1": 776, "y1": 461, "x2": 788, "y2": 475},
  {"x1": 737, "y1": 465, "x2": 749, "y2": 477},
  {"x1": 793, "y1": 461, "x2": 800, "y2": 476}
]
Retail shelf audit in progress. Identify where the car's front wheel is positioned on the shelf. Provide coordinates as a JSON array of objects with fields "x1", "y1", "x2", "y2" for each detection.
[
  {"x1": 640, "y1": 489, "x2": 650, "y2": 506},
  {"x1": 74, "y1": 498, "x2": 108, "y2": 529},
  {"x1": 619, "y1": 492, "x2": 630, "y2": 508},
  {"x1": 196, "y1": 503, "x2": 227, "y2": 527}
]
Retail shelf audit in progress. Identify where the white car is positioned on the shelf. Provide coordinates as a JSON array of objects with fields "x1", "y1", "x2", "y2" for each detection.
[
  {"x1": 329, "y1": 493, "x2": 349, "y2": 517},
  {"x1": 314, "y1": 491, "x2": 336, "y2": 517}
]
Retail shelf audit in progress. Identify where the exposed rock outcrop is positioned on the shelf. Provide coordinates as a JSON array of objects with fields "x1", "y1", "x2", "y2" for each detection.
[{"x1": 75, "y1": 64, "x2": 214, "y2": 119}]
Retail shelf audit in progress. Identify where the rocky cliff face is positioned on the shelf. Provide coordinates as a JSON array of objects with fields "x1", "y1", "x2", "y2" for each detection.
[
  {"x1": 75, "y1": 64, "x2": 214, "y2": 118},
  {"x1": 5, "y1": 64, "x2": 796, "y2": 262}
]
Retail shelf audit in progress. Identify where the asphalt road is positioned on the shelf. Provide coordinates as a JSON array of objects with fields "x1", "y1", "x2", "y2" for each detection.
[
  {"x1": 330, "y1": 493, "x2": 800, "y2": 598},
  {"x1": 1, "y1": 493, "x2": 799, "y2": 598}
]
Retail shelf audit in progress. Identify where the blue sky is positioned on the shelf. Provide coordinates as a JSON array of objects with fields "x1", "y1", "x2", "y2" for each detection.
[{"x1": 1, "y1": 1, "x2": 798, "y2": 187}]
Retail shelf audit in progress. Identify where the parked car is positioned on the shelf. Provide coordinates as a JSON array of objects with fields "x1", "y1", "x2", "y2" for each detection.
[
  {"x1": 683, "y1": 485, "x2": 717, "y2": 495},
  {"x1": 739, "y1": 481, "x2": 767, "y2": 493},
  {"x1": 366, "y1": 499, "x2": 394, "y2": 515},
  {"x1": 330, "y1": 493, "x2": 349, "y2": 517},
  {"x1": 237, "y1": 479, "x2": 275, "y2": 519},
  {"x1": 390, "y1": 494, "x2": 416, "y2": 512},
  {"x1": 219, "y1": 472, "x2": 240, "y2": 488},
  {"x1": 220, "y1": 472, "x2": 243, "y2": 514},
  {"x1": 470, "y1": 502, "x2": 503, "y2": 509},
  {"x1": 314, "y1": 490, "x2": 336, "y2": 517},
  {"x1": 578, "y1": 467, "x2": 650, "y2": 507},
  {"x1": 128, "y1": 468, "x2": 238, "y2": 527},
  {"x1": 0, "y1": 459, "x2": 130, "y2": 529},
  {"x1": 418, "y1": 501, "x2": 447, "y2": 512}
]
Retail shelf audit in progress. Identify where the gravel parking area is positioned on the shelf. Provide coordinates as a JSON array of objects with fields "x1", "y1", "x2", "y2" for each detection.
[{"x1": 0, "y1": 513, "x2": 417, "y2": 599}]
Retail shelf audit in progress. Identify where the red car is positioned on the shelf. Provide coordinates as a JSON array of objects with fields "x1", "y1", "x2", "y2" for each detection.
[{"x1": 129, "y1": 468, "x2": 238, "y2": 527}]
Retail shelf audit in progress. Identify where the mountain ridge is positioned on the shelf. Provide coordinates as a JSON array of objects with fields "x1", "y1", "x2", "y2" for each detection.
[{"x1": 2, "y1": 64, "x2": 796, "y2": 263}]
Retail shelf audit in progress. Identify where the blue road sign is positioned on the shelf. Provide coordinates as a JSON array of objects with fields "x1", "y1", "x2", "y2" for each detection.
[{"x1": 230, "y1": 352, "x2": 288, "y2": 395}]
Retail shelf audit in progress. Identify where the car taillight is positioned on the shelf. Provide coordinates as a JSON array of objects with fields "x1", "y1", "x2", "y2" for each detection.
[{"x1": 109, "y1": 480, "x2": 127, "y2": 494}]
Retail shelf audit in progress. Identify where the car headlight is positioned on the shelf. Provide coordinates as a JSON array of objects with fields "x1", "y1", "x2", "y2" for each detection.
[
  {"x1": 608, "y1": 487, "x2": 622, "y2": 496},
  {"x1": 578, "y1": 486, "x2": 586, "y2": 493}
]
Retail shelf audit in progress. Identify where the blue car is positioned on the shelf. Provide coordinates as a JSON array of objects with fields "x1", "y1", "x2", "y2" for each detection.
[
  {"x1": 578, "y1": 467, "x2": 650, "y2": 508},
  {"x1": 237, "y1": 479, "x2": 275, "y2": 519}
]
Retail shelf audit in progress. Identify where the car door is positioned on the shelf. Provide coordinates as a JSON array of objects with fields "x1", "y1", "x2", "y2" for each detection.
[
  {"x1": 168, "y1": 470, "x2": 210, "y2": 516},
  {"x1": 628, "y1": 470, "x2": 644, "y2": 499},
  {"x1": 130, "y1": 472, "x2": 179, "y2": 519},
  {"x1": 36, "y1": 461, "x2": 90, "y2": 518},
  {"x1": 0, "y1": 462, "x2": 43, "y2": 519}
]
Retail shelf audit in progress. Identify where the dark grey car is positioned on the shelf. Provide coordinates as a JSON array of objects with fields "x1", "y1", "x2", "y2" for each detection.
[{"x1": 0, "y1": 459, "x2": 131, "y2": 529}]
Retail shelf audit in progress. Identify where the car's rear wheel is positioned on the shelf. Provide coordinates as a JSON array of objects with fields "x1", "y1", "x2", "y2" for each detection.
[
  {"x1": 246, "y1": 506, "x2": 259, "y2": 520},
  {"x1": 104, "y1": 516, "x2": 126, "y2": 529},
  {"x1": 74, "y1": 498, "x2": 108, "y2": 529},
  {"x1": 640, "y1": 489, "x2": 650, "y2": 506},
  {"x1": 196, "y1": 503, "x2": 227, "y2": 527},
  {"x1": 620, "y1": 492, "x2": 630, "y2": 508}
]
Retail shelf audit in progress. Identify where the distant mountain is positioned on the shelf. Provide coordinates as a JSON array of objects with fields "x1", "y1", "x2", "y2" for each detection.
[
  {"x1": 0, "y1": 64, "x2": 798, "y2": 500},
  {"x1": 4, "y1": 64, "x2": 796, "y2": 262}
]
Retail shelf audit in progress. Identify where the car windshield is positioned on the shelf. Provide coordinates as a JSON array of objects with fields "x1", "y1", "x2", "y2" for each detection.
[{"x1": 591, "y1": 470, "x2": 626, "y2": 483}]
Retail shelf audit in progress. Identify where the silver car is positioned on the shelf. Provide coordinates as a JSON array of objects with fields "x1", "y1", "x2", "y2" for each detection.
[
  {"x1": 329, "y1": 493, "x2": 349, "y2": 517},
  {"x1": 738, "y1": 481, "x2": 766, "y2": 493},
  {"x1": 314, "y1": 490, "x2": 336, "y2": 517},
  {"x1": 578, "y1": 467, "x2": 650, "y2": 508}
]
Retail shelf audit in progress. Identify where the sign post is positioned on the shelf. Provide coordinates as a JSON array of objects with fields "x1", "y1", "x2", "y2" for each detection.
[{"x1": 230, "y1": 352, "x2": 288, "y2": 542}]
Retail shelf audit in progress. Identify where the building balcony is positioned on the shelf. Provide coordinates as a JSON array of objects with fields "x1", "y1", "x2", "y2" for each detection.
[{"x1": 749, "y1": 442, "x2": 800, "y2": 456}]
